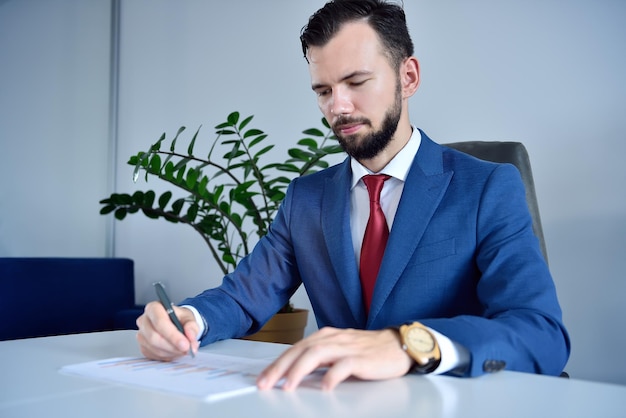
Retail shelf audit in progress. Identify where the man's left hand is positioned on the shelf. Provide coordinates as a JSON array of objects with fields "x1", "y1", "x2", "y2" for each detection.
[{"x1": 256, "y1": 326, "x2": 413, "y2": 391}]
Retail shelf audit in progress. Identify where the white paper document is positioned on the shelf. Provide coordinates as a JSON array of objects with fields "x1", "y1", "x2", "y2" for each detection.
[{"x1": 61, "y1": 352, "x2": 274, "y2": 402}]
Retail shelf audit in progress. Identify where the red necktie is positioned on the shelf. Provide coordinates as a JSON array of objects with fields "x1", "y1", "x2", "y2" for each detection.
[{"x1": 360, "y1": 174, "x2": 391, "y2": 312}]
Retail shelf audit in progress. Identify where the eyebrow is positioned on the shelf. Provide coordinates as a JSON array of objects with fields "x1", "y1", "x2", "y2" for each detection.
[{"x1": 311, "y1": 70, "x2": 374, "y2": 91}]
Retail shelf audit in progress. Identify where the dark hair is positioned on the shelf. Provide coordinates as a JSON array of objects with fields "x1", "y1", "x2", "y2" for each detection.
[{"x1": 300, "y1": 0, "x2": 414, "y2": 71}]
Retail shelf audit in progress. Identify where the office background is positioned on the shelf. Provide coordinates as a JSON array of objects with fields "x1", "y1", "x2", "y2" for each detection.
[{"x1": 1, "y1": 0, "x2": 624, "y2": 385}]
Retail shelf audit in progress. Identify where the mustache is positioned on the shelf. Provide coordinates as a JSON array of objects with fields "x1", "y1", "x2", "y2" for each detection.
[{"x1": 332, "y1": 116, "x2": 372, "y2": 131}]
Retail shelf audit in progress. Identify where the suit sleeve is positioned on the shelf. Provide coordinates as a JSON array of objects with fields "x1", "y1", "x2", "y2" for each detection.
[
  {"x1": 421, "y1": 163, "x2": 570, "y2": 377},
  {"x1": 180, "y1": 180, "x2": 302, "y2": 345}
]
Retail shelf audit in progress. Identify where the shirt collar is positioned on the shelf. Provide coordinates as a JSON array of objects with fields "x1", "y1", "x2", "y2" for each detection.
[{"x1": 350, "y1": 127, "x2": 422, "y2": 189}]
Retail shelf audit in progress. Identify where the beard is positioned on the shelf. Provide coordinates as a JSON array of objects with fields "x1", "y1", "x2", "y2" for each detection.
[{"x1": 332, "y1": 84, "x2": 402, "y2": 161}]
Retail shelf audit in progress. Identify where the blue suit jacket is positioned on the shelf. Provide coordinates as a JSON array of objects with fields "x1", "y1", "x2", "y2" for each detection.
[{"x1": 184, "y1": 131, "x2": 570, "y2": 377}]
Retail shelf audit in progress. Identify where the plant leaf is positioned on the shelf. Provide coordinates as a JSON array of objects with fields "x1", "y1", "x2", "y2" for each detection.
[
  {"x1": 322, "y1": 144, "x2": 343, "y2": 154},
  {"x1": 270, "y1": 191, "x2": 286, "y2": 202},
  {"x1": 186, "y1": 203, "x2": 198, "y2": 222},
  {"x1": 163, "y1": 161, "x2": 176, "y2": 180},
  {"x1": 133, "y1": 152, "x2": 149, "y2": 183},
  {"x1": 143, "y1": 208, "x2": 160, "y2": 220},
  {"x1": 186, "y1": 168, "x2": 199, "y2": 189},
  {"x1": 213, "y1": 184, "x2": 225, "y2": 203},
  {"x1": 223, "y1": 150, "x2": 245, "y2": 160},
  {"x1": 254, "y1": 145, "x2": 274, "y2": 159},
  {"x1": 197, "y1": 175, "x2": 209, "y2": 194},
  {"x1": 227, "y1": 111, "x2": 240, "y2": 126},
  {"x1": 158, "y1": 191, "x2": 172, "y2": 209},
  {"x1": 238, "y1": 115, "x2": 254, "y2": 131},
  {"x1": 132, "y1": 191, "x2": 144, "y2": 205},
  {"x1": 171, "y1": 198, "x2": 185, "y2": 215},
  {"x1": 149, "y1": 154, "x2": 161, "y2": 173},
  {"x1": 216, "y1": 129, "x2": 236, "y2": 135},
  {"x1": 173, "y1": 157, "x2": 190, "y2": 172},
  {"x1": 302, "y1": 128, "x2": 324, "y2": 137},
  {"x1": 243, "y1": 128, "x2": 264, "y2": 139},
  {"x1": 288, "y1": 148, "x2": 314, "y2": 160},
  {"x1": 114, "y1": 207, "x2": 127, "y2": 220},
  {"x1": 100, "y1": 205, "x2": 116, "y2": 215},
  {"x1": 169, "y1": 126, "x2": 186, "y2": 152},
  {"x1": 151, "y1": 132, "x2": 167, "y2": 152},
  {"x1": 111, "y1": 193, "x2": 132, "y2": 205},
  {"x1": 297, "y1": 138, "x2": 318, "y2": 149},
  {"x1": 276, "y1": 163, "x2": 300, "y2": 172},
  {"x1": 144, "y1": 190, "x2": 156, "y2": 207},
  {"x1": 187, "y1": 125, "x2": 201, "y2": 155},
  {"x1": 248, "y1": 134, "x2": 268, "y2": 148}
]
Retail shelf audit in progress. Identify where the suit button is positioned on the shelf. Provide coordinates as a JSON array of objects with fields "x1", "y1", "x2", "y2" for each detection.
[{"x1": 483, "y1": 360, "x2": 506, "y2": 372}]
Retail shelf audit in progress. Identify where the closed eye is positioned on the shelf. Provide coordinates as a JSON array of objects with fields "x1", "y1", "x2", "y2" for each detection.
[
  {"x1": 316, "y1": 88, "x2": 331, "y2": 97},
  {"x1": 350, "y1": 80, "x2": 367, "y2": 87}
]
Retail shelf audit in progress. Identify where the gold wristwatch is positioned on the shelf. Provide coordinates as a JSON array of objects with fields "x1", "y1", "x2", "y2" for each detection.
[{"x1": 398, "y1": 322, "x2": 441, "y2": 374}]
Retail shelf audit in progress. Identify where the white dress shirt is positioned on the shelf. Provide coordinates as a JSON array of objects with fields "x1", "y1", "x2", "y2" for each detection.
[{"x1": 350, "y1": 127, "x2": 468, "y2": 375}]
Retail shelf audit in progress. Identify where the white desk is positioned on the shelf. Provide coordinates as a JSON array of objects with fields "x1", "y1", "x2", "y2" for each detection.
[{"x1": 1, "y1": 330, "x2": 624, "y2": 418}]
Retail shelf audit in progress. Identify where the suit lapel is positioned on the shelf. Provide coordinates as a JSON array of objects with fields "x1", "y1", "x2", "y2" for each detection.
[
  {"x1": 368, "y1": 133, "x2": 453, "y2": 325},
  {"x1": 321, "y1": 159, "x2": 367, "y2": 326}
]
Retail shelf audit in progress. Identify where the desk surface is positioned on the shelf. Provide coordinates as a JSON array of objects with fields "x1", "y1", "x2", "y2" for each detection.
[{"x1": 1, "y1": 330, "x2": 625, "y2": 418}]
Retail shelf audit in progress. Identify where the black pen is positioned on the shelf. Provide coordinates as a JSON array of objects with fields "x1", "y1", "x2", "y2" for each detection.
[{"x1": 153, "y1": 282, "x2": 195, "y2": 358}]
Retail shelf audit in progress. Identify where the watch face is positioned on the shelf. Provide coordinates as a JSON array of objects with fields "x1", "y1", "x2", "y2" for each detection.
[{"x1": 407, "y1": 327, "x2": 435, "y2": 353}]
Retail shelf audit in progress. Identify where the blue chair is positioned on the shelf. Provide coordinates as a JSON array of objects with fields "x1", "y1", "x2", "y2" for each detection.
[{"x1": 0, "y1": 257, "x2": 143, "y2": 340}]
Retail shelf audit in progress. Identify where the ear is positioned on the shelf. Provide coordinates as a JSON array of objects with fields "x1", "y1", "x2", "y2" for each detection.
[{"x1": 400, "y1": 56, "x2": 420, "y2": 98}]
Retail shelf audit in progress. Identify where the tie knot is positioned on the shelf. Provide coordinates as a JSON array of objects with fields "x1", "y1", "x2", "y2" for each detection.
[{"x1": 362, "y1": 174, "x2": 391, "y2": 202}]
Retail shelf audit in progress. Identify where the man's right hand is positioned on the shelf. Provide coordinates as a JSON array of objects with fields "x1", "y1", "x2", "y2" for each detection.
[{"x1": 136, "y1": 301, "x2": 199, "y2": 361}]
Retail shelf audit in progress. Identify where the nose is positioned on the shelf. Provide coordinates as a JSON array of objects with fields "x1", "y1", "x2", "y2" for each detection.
[{"x1": 329, "y1": 87, "x2": 354, "y2": 116}]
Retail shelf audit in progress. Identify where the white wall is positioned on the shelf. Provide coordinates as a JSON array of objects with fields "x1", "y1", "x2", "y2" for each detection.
[
  {"x1": 404, "y1": 1, "x2": 626, "y2": 385},
  {"x1": 1, "y1": 0, "x2": 624, "y2": 386},
  {"x1": 0, "y1": 0, "x2": 112, "y2": 256}
]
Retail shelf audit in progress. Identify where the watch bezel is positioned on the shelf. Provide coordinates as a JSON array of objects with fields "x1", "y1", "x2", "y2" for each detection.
[{"x1": 399, "y1": 322, "x2": 441, "y2": 374}]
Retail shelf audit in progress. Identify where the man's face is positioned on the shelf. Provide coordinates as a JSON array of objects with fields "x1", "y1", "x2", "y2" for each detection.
[{"x1": 307, "y1": 22, "x2": 402, "y2": 160}]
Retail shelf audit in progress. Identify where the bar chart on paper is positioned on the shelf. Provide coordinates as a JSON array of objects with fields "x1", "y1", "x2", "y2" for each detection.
[{"x1": 61, "y1": 352, "x2": 274, "y2": 401}]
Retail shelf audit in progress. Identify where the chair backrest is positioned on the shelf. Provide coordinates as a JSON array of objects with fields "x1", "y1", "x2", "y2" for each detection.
[
  {"x1": 0, "y1": 257, "x2": 135, "y2": 340},
  {"x1": 444, "y1": 141, "x2": 548, "y2": 264}
]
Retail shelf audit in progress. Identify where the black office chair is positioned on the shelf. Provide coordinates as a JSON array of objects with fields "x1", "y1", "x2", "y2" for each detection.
[{"x1": 444, "y1": 141, "x2": 548, "y2": 264}]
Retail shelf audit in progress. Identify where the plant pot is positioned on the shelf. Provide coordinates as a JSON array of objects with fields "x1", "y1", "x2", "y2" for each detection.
[{"x1": 242, "y1": 309, "x2": 308, "y2": 344}]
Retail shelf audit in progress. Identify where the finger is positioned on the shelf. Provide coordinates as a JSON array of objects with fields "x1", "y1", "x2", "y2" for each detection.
[
  {"x1": 320, "y1": 357, "x2": 356, "y2": 391},
  {"x1": 256, "y1": 330, "x2": 330, "y2": 390},
  {"x1": 136, "y1": 330, "x2": 180, "y2": 361},
  {"x1": 153, "y1": 303, "x2": 195, "y2": 352},
  {"x1": 173, "y1": 306, "x2": 200, "y2": 354},
  {"x1": 259, "y1": 340, "x2": 339, "y2": 391},
  {"x1": 183, "y1": 326, "x2": 200, "y2": 356},
  {"x1": 256, "y1": 327, "x2": 353, "y2": 390},
  {"x1": 137, "y1": 302, "x2": 189, "y2": 359},
  {"x1": 280, "y1": 343, "x2": 339, "y2": 391},
  {"x1": 257, "y1": 344, "x2": 305, "y2": 390},
  {"x1": 256, "y1": 327, "x2": 333, "y2": 387},
  {"x1": 319, "y1": 329, "x2": 411, "y2": 386}
]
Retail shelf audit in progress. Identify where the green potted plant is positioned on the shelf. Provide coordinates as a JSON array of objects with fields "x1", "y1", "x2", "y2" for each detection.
[{"x1": 100, "y1": 111, "x2": 342, "y2": 343}]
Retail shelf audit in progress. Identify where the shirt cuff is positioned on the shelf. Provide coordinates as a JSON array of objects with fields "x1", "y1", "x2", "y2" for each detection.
[
  {"x1": 180, "y1": 305, "x2": 206, "y2": 341},
  {"x1": 427, "y1": 327, "x2": 470, "y2": 375}
]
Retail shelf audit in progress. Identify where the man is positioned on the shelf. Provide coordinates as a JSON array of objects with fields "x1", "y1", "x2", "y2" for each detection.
[{"x1": 136, "y1": 0, "x2": 570, "y2": 391}]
